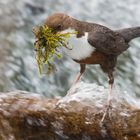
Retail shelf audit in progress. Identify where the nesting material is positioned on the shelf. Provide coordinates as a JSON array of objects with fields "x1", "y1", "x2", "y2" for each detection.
[{"x1": 32, "y1": 25, "x2": 77, "y2": 74}]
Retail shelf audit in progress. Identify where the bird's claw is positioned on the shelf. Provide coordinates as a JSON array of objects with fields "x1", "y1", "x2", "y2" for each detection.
[
  {"x1": 66, "y1": 85, "x2": 77, "y2": 96},
  {"x1": 66, "y1": 89, "x2": 73, "y2": 96},
  {"x1": 100, "y1": 103, "x2": 112, "y2": 124}
]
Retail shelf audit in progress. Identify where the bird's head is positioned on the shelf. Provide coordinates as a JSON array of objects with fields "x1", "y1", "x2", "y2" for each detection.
[{"x1": 44, "y1": 13, "x2": 72, "y2": 32}]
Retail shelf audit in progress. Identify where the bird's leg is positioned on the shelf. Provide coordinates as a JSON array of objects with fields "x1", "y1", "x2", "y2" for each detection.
[
  {"x1": 107, "y1": 73, "x2": 114, "y2": 107},
  {"x1": 72, "y1": 64, "x2": 86, "y2": 85},
  {"x1": 101, "y1": 72, "x2": 114, "y2": 122},
  {"x1": 67, "y1": 64, "x2": 85, "y2": 95}
]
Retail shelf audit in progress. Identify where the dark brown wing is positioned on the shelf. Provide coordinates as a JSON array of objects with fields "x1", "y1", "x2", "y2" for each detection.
[{"x1": 88, "y1": 30, "x2": 127, "y2": 55}]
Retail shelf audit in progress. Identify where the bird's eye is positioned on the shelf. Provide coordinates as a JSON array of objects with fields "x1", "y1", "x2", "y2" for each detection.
[{"x1": 55, "y1": 24, "x2": 62, "y2": 30}]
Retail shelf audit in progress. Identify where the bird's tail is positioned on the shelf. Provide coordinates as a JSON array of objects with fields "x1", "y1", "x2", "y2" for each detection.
[{"x1": 116, "y1": 27, "x2": 140, "y2": 42}]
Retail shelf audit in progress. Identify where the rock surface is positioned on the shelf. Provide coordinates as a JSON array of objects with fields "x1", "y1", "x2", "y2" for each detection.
[
  {"x1": 0, "y1": 82, "x2": 140, "y2": 140},
  {"x1": 0, "y1": 0, "x2": 140, "y2": 97}
]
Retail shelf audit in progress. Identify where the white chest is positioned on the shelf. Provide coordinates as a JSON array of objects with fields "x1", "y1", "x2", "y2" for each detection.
[{"x1": 61, "y1": 29, "x2": 95, "y2": 60}]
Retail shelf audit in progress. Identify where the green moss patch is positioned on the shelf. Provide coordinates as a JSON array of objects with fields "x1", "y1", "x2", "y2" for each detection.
[{"x1": 33, "y1": 25, "x2": 77, "y2": 74}]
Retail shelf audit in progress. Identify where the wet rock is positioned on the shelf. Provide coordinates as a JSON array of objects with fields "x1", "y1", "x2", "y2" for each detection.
[
  {"x1": 0, "y1": 0, "x2": 140, "y2": 97},
  {"x1": 0, "y1": 82, "x2": 139, "y2": 140}
]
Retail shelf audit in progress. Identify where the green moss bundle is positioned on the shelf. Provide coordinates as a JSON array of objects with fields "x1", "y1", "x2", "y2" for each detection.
[{"x1": 32, "y1": 25, "x2": 77, "y2": 74}]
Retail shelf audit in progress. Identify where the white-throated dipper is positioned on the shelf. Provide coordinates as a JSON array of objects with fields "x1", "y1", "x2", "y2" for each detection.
[{"x1": 45, "y1": 13, "x2": 140, "y2": 121}]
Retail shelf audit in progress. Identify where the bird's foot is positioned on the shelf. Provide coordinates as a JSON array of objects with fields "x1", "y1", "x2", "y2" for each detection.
[
  {"x1": 100, "y1": 102, "x2": 112, "y2": 123},
  {"x1": 66, "y1": 88, "x2": 74, "y2": 96},
  {"x1": 66, "y1": 76, "x2": 82, "y2": 96},
  {"x1": 66, "y1": 83, "x2": 78, "y2": 96},
  {"x1": 100, "y1": 84, "x2": 113, "y2": 124}
]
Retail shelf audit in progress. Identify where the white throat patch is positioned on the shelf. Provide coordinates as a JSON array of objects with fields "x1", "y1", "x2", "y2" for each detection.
[{"x1": 61, "y1": 29, "x2": 95, "y2": 60}]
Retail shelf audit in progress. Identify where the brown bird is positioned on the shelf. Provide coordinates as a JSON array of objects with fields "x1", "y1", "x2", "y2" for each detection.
[{"x1": 45, "y1": 13, "x2": 140, "y2": 120}]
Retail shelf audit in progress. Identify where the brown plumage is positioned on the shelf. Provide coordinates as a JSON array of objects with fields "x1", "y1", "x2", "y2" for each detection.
[
  {"x1": 45, "y1": 13, "x2": 140, "y2": 86},
  {"x1": 45, "y1": 13, "x2": 140, "y2": 119}
]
